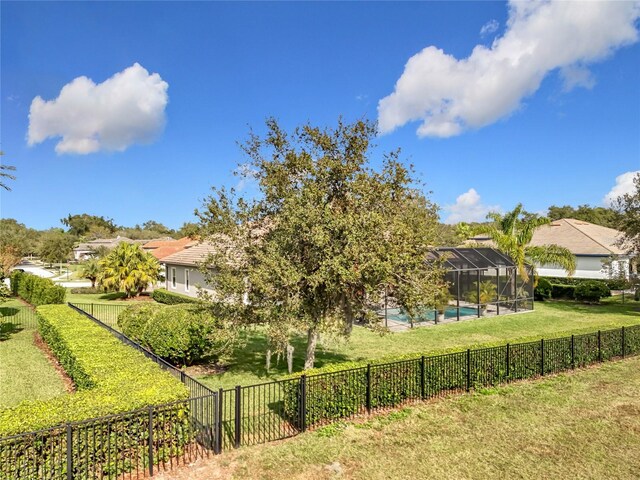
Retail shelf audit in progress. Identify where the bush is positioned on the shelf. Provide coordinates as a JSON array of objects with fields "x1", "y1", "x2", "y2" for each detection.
[
  {"x1": 534, "y1": 278, "x2": 552, "y2": 301},
  {"x1": 10, "y1": 270, "x2": 66, "y2": 305},
  {"x1": 0, "y1": 305, "x2": 188, "y2": 436},
  {"x1": 575, "y1": 281, "x2": 611, "y2": 303},
  {"x1": 151, "y1": 288, "x2": 199, "y2": 305},
  {"x1": 605, "y1": 278, "x2": 632, "y2": 290},
  {"x1": 550, "y1": 283, "x2": 576, "y2": 299},
  {"x1": 117, "y1": 303, "x2": 163, "y2": 340},
  {"x1": 118, "y1": 303, "x2": 236, "y2": 366},
  {"x1": 69, "y1": 286, "x2": 103, "y2": 294}
]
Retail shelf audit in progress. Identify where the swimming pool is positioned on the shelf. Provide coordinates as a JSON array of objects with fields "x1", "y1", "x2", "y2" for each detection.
[{"x1": 381, "y1": 306, "x2": 479, "y2": 323}]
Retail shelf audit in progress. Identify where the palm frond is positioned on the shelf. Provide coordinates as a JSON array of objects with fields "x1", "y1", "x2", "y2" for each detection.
[{"x1": 525, "y1": 245, "x2": 576, "y2": 276}]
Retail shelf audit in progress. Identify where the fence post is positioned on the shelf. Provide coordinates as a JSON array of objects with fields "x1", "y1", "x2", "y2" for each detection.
[
  {"x1": 299, "y1": 375, "x2": 307, "y2": 432},
  {"x1": 91, "y1": 303, "x2": 94, "y2": 317},
  {"x1": 505, "y1": 344, "x2": 510, "y2": 379},
  {"x1": 66, "y1": 424, "x2": 73, "y2": 480},
  {"x1": 540, "y1": 339, "x2": 545, "y2": 376},
  {"x1": 466, "y1": 349, "x2": 471, "y2": 392},
  {"x1": 622, "y1": 326, "x2": 626, "y2": 358},
  {"x1": 598, "y1": 330, "x2": 602, "y2": 362},
  {"x1": 215, "y1": 388, "x2": 223, "y2": 454},
  {"x1": 366, "y1": 364, "x2": 372, "y2": 414},
  {"x1": 234, "y1": 385, "x2": 241, "y2": 448},
  {"x1": 148, "y1": 407, "x2": 154, "y2": 476},
  {"x1": 420, "y1": 356, "x2": 426, "y2": 399},
  {"x1": 571, "y1": 335, "x2": 575, "y2": 369}
]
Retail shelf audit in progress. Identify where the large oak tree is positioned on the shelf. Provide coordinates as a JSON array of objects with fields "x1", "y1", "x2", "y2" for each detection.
[{"x1": 198, "y1": 118, "x2": 444, "y2": 370}]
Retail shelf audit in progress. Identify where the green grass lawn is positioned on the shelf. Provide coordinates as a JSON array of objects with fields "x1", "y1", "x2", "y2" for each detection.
[
  {"x1": 65, "y1": 290, "x2": 151, "y2": 304},
  {"x1": 197, "y1": 297, "x2": 640, "y2": 389},
  {"x1": 180, "y1": 356, "x2": 640, "y2": 480},
  {"x1": 0, "y1": 325, "x2": 67, "y2": 409}
]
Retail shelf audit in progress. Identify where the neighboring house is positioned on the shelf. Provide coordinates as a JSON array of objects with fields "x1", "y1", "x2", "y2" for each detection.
[
  {"x1": 142, "y1": 237, "x2": 195, "y2": 261},
  {"x1": 161, "y1": 242, "x2": 217, "y2": 298},
  {"x1": 470, "y1": 218, "x2": 636, "y2": 279},
  {"x1": 73, "y1": 236, "x2": 139, "y2": 261}
]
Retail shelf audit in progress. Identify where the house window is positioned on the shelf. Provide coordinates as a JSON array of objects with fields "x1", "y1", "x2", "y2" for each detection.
[
  {"x1": 185, "y1": 269, "x2": 190, "y2": 292},
  {"x1": 171, "y1": 268, "x2": 176, "y2": 288}
]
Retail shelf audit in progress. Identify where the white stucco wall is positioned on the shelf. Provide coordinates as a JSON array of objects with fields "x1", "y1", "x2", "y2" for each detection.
[
  {"x1": 537, "y1": 255, "x2": 631, "y2": 279},
  {"x1": 165, "y1": 264, "x2": 214, "y2": 298}
]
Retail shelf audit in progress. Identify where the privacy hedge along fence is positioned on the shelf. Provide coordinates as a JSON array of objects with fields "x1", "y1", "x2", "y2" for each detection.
[
  {"x1": 151, "y1": 288, "x2": 199, "y2": 305},
  {"x1": 280, "y1": 325, "x2": 640, "y2": 428},
  {"x1": 10, "y1": 270, "x2": 66, "y2": 306},
  {"x1": 0, "y1": 305, "x2": 190, "y2": 479}
]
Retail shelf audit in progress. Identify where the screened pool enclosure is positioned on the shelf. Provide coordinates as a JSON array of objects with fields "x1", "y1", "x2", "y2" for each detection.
[{"x1": 380, "y1": 248, "x2": 534, "y2": 330}]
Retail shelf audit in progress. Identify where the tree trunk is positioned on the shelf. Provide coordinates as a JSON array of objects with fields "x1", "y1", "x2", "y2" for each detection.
[
  {"x1": 91, "y1": 278, "x2": 96, "y2": 288},
  {"x1": 304, "y1": 325, "x2": 319, "y2": 370},
  {"x1": 286, "y1": 344, "x2": 294, "y2": 374}
]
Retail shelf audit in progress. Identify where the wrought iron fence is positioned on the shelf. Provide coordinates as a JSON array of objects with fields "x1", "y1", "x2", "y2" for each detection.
[
  {"x1": 0, "y1": 394, "x2": 218, "y2": 480},
  {"x1": 2, "y1": 301, "x2": 638, "y2": 479},
  {"x1": 0, "y1": 305, "x2": 38, "y2": 330},
  {"x1": 68, "y1": 302, "x2": 129, "y2": 330}
]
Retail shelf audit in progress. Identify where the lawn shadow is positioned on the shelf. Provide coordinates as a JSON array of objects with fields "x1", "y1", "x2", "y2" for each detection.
[
  {"x1": 0, "y1": 321, "x2": 24, "y2": 341},
  {"x1": 205, "y1": 327, "x2": 352, "y2": 386}
]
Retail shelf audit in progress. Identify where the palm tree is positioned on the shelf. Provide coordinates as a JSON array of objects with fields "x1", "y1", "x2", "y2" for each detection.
[
  {"x1": 0, "y1": 151, "x2": 16, "y2": 191},
  {"x1": 97, "y1": 243, "x2": 160, "y2": 298},
  {"x1": 476, "y1": 204, "x2": 576, "y2": 282},
  {"x1": 79, "y1": 258, "x2": 101, "y2": 288}
]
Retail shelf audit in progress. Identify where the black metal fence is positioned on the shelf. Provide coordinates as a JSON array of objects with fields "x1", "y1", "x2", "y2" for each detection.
[
  {"x1": 2, "y1": 301, "x2": 639, "y2": 479},
  {"x1": 0, "y1": 305, "x2": 38, "y2": 330},
  {"x1": 69, "y1": 302, "x2": 129, "y2": 330},
  {"x1": 0, "y1": 394, "x2": 218, "y2": 480}
]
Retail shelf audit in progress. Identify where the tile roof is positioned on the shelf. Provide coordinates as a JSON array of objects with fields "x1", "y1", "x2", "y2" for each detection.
[
  {"x1": 161, "y1": 242, "x2": 218, "y2": 267},
  {"x1": 529, "y1": 218, "x2": 628, "y2": 255},
  {"x1": 143, "y1": 237, "x2": 192, "y2": 249},
  {"x1": 469, "y1": 219, "x2": 629, "y2": 256}
]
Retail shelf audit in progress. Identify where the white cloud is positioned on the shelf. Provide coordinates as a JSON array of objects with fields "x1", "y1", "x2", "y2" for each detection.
[
  {"x1": 480, "y1": 19, "x2": 499, "y2": 37},
  {"x1": 378, "y1": 1, "x2": 640, "y2": 138},
  {"x1": 28, "y1": 63, "x2": 168, "y2": 154},
  {"x1": 603, "y1": 170, "x2": 640, "y2": 206},
  {"x1": 443, "y1": 188, "x2": 501, "y2": 224}
]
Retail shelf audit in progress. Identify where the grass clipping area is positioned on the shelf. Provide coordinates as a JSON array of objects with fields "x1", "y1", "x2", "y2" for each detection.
[
  {"x1": 165, "y1": 356, "x2": 640, "y2": 480},
  {"x1": 0, "y1": 305, "x2": 189, "y2": 436}
]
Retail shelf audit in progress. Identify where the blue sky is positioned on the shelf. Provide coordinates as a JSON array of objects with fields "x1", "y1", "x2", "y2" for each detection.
[{"x1": 2, "y1": 1, "x2": 639, "y2": 230}]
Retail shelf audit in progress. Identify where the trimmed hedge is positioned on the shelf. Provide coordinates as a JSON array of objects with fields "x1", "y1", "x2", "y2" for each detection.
[
  {"x1": 118, "y1": 303, "x2": 236, "y2": 366},
  {"x1": 10, "y1": 271, "x2": 66, "y2": 306},
  {"x1": 0, "y1": 305, "x2": 188, "y2": 436},
  {"x1": 541, "y1": 276, "x2": 630, "y2": 291},
  {"x1": 575, "y1": 281, "x2": 611, "y2": 303},
  {"x1": 151, "y1": 288, "x2": 199, "y2": 305},
  {"x1": 534, "y1": 278, "x2": 552, "y2": 301},
  {"x1": 550, "y1": 283, "x2": 576, "y2": 299}
]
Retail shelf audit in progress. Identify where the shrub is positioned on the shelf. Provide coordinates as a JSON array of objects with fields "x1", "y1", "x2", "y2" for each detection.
[
  {"x1": 143, "y1": 305, "x2": 235, "y2": 365},
  {"x1": 0, "y1": 305, "x2": 188, "y2": 436},
  {"x1": 534, "y1": 278, "x2": 552, "y2": 301},
  {"x1": 575, "y1": 281, "x2": 611, "y2": 303},
  {"x1": 118, "y1": 303, "x2": 236, "y2": 366},
  {"x1": 605, "y1": 278, "x2": 631, "y2": 290},
  {"x1": 69, "y1": 286, "x2": 103, "y2": 294},
  {"x1": 117, "y1": 303, "x2": 163, "y2": 340},
  {"x1": 151, "y1": 288, "x2": 199, "y2": 305},
  {"x1": 550, "y1": 283, "x2": 576, "y2": 299},
  {"x1": 10, "y1": 270, "x2": 66, "y2": 305}
]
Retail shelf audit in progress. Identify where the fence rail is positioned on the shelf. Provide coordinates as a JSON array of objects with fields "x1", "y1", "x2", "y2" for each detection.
[
  {"x1": 2, "y1": 301, "x2": 639, "y2": 479},
  {"x1": 0, "y1": 305, "x2": 38, "y2": 330}
]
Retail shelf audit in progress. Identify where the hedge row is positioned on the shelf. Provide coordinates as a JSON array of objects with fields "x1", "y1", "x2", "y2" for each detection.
[
  {"x1": 541, "y1": 276, "x2": 631, "y2": 290},
  {"x1": 151, "y1": 288, "x2": 199, "y2": 305},
  {"x1": 0, "y1": 305, "x2": 188, "y2": 436},
  {"x1": 281, "y1": 326, "x2": 640, "y2": 427},
  {"x1": 10, "y1": 271, "x2": 65, "y2": 306}
]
